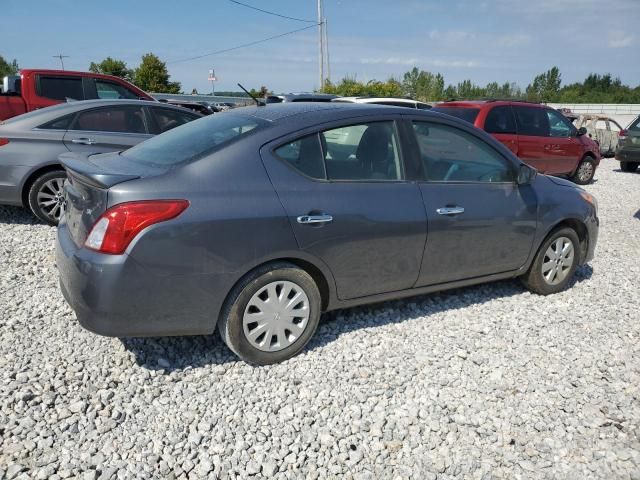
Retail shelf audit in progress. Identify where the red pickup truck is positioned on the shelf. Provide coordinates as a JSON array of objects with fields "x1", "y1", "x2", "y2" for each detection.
[{"x1": 1, "y1": 69, "x2": 153, "y2": 121}]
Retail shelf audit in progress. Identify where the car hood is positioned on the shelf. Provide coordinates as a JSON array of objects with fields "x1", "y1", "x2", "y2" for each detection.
[{"x1": 545, "y1": 175, "x2": 583, "y2": 190}]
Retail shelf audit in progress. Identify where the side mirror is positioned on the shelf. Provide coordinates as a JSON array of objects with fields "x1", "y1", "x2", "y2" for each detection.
[
  {"x1": 517, "y1": 164, "x2": 537, "y2": 185},
  {"x1": 577, "y1": 127, "x2": 587, "y2": 136}
]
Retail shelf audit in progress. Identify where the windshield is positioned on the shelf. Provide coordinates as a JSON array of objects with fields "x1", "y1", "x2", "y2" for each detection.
[
  {"x1": 431, "y1": 107, "x2": 480, "y2": 124},
  {"x1": 122, "y1": 113, "x2": 266, "y2": 167}
]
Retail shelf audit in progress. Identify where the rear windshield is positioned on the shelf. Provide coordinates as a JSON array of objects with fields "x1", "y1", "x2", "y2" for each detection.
[
  {"x1": 431, "y1": 107, "x2": 480, "y2": 124},
  {"x1": 628, "y1": 116, "x2": 640, "y2": 132},
  {"x1": 122, "y1": 113, "x2": 266, "y2": 167}
]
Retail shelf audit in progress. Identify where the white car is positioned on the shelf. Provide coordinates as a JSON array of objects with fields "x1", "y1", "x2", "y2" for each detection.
[{"x1": 332, "y1": 97, "x2": 432, "y2": 109}]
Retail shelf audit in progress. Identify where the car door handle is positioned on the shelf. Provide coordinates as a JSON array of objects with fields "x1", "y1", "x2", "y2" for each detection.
[
  {"x1": 71, "y1": 138, "x2": 97, "y2": 145},
  {"x1": 297, "y1": 214, "x2": 333, "y2": 224},
  {"x1": 436, "y1": 207, "x2": 465, "y2": 216}
]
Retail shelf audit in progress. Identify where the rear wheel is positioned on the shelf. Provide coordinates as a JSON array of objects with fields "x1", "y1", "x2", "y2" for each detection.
[
  {"x1": 27, "y1": 170, "x2": 67, "y2": 226},
  {"x1": 571, "y1": 157, "x2": 596, "y2": 185},
  {"x1": 521, "y1": 227, "x2": 580, "y2": 295},
  {"x1": 218, "y1": 262, "x2": 321, "y2": 365},
  {"x1": 620, "y1": 162, "x2": 638, "y2": 173}
]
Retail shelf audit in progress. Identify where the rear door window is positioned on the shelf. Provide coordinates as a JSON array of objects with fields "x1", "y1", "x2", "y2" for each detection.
[
  {"x1": 513, "y1": 106, "x2": 550, "y2": 137},
  {"x1": 95, "y1": 80, "x2": 139, "y2": 100},
  {"x1": 70, "y1": 106, "x2": 147, "y2": 134},
  {"x1": 484, "y1": 106, "x2": 516, "y2": 134},
  {"x1": 38, "y1": 76, "x2": 84, "y2": 101},
  {"x1": 274, "y1": 134, "x2": 325, "y2": 179},
  {"x1": 150, "y1": 107, "x2": 200, "y2": 133}
]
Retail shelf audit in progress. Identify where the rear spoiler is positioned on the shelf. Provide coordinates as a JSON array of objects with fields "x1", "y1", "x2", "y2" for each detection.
[{"x1": 59, "y1": 152, "x2": 140, "y2": 189}]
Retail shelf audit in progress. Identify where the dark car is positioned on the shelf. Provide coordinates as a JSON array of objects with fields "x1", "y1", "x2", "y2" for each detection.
[
  {"x1": 0, "y1": 99, "x2": 202, "y2": 224},
  {"x1": 432, "y1": 100, "x2": 601, "y2": 184},
  {"x1": 56, "y1": 103, "x2": 598, "y2": 365},
  {"x1": 159, "y1": 99, "x2": 216, "y2": 115},
  {"x1": 616, "y1": 115, "x2": 640, "y2": 172}
]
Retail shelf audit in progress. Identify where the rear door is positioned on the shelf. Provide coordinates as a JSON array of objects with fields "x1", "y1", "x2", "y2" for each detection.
[
  {"x1": 63, "y1": 105, "x2": 152, "y2": 154},
  {"x1": 482, "y1": 105, "x2": 518, "y2": 155},
  {"x1": 260, "y1": 118, "x2": 427, "y2": 300},
  {"x1": 408, "y1": 118, "x2": 537, "y2": 286},
  {"x1": 512, "y1": 105, "x2": 550, "y2": 172},
  {"x1": 543, "y1": 108, "x2": 583, "y2": 174}
]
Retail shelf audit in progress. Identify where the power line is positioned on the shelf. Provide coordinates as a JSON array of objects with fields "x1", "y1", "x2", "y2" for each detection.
[
  {"x1": 228, "y1": 0, "x2": 316, "y2": 23},
  {"x1": 168, "y1": 24, "x2": 319, "y2": 64}
]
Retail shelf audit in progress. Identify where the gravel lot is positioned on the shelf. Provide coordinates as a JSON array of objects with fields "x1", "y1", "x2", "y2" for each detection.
[{"x1": 1, "y1": 160, "x2": 639, "y2": 480}]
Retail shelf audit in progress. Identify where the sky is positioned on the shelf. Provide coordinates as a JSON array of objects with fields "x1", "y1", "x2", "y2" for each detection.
[{"x1": 2, "y1": 0, "x2": 639, "y2": 94}]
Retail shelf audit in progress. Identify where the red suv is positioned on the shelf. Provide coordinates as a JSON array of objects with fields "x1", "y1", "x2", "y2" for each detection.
[{"x1": 432, "y1": 100, "x2": 601, "y2": 184}]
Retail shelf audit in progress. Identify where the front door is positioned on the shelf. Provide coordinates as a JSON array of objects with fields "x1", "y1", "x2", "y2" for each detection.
[
  {"x1": 261, "y1": 119, "x2": 427, "y2": 300},
  {"x1": 409, "y1": 119, "x2": 537, "y2": 286},
  {"x1": 63, "y1": 105, "x2": 152, "y2": 154}
]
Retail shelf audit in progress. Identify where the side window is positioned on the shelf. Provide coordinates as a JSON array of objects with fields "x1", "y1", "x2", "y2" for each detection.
[
  {"x1": 412, "y1": 121, "x2": 514, "y2": 183},
  {"x1": 484, "y1": 106, "x2": 516, "y2": 134},
  {"x1": 39, "y1": 114, "x2": 74, "y2": 130},
  {"x1": 594, "y1": 119, "x2": 607, "y2": 130},
  {"x1": 546, "y1": 109, "x2": 573, "y2": 137},
  {"x1": 513, "y1": 106, "x2": 550, "y2": 137},
  {"x1": 38, "y1": 76, "x2": 84, "y2": 101},
  {"x1": 274, "y1": 134, "x2": 325, "y2": 179},
  {"x1": 152, "y1": 107, "x2": 199, "y2": 133},
  {"x1": 322, "y1": 121, "x2": 402, "y2": 180},
  {"x1": 70, "y1": 106, "x2": 146, "y2": 134},
  {"x1": 95, "y1": 80, "x2": 139, "y2": 100}
]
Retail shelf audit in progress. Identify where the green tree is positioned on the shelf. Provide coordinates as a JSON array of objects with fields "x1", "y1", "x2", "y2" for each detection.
[
  {"x1": 89, "y1": 57, "x2": 133, "y2": 80},
  {"x1": 401, "y1": 68, "x2": 445, "y2": 101},
  {"x1": 0, "y1": 55, "x2": 19, "y2": 78},
  {"x1": 526, "y1": 66, "x2": 561, "y2": 101},
  {"x1": 133, "y1": 53, "x2": 181, "y2": 94}
]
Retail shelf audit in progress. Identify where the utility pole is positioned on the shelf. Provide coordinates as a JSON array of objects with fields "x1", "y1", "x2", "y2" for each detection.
[
  {"x1": 317, "y1": 0, "x2": 324, "y2": 91},
  {"x1": 323, "y1": 17, "x2": 330, "y2": 84},
  {"x1": 53, "y1": 54, "x2": 69, "y2": 70}
]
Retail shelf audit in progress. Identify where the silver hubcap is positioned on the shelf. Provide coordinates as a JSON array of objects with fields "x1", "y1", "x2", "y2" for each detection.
[
  {"x1": 37, "y1": 177, "x2": 66, "y2": 221},
  {"x1": 578, "y1": 162, "x2": 593, "y2": 182},
  {"x1": 243, "y1": 281, "x2": 310, "y2": 352},
  {"x1": 542, "y1": 237, "x2": 574, "y2": 285}
]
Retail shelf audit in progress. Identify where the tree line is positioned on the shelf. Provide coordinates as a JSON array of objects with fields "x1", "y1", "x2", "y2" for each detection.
[
  {"x1": 322, "y1": 66, "x2": 640, "y2": 103},
  {"x1": 2, "y1": 52, "x2": 639, "y2": 102}
]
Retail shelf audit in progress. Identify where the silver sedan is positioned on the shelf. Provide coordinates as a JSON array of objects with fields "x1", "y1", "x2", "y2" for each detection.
[{"x1": 0, "y1": 99, "x2": 201, "y2": 224}]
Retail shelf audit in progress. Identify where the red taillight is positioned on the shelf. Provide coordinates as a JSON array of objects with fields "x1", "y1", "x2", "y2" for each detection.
[
  {"x1": 0, "y1": 138, "x2": 9, "y2": 147},
  {"x1": 619, "y1": 129, "x2": 628, "y2": 140},
  {"x1": 85, "y1": 200, "x2": 189, "y2": 254}
]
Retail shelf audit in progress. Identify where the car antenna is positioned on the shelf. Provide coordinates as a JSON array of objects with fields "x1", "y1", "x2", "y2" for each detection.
[{"x1": 237, "y1": 83, "x2": 265, "y2": 106}]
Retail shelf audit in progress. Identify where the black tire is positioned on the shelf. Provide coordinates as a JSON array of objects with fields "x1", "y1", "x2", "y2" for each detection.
[
  {"x1": 27, "y1": 170, "x2": 67, "y2": 226},
  {"x1": 218, "y1": 262, "x2": 322, "y2": 365},
  {"x1": 571, "y1": 157, "x2": 596, "y2": 185},
  {"x1": 620, "y1": 162, "x2": 639, "y2": 173},
  {"x1": 521, "y1": 227, "x2": 580, "y2": 295}
]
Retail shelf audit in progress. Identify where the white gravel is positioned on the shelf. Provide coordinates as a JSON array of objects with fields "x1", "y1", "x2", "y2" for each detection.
[{"x1": 1, "y1": 160, "x2": 639, "y2": 479}]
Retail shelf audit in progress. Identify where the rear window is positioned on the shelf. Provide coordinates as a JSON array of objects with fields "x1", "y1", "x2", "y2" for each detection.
[
  {"x1": 431, "y1": 107, "x2": 480, "y2": 124},
  {"x1": 628, "y1": 116, "x2": 640, "y2": 132},
  {"x1": 121, "y1": 114, "x2": 265, "y2": 167}
]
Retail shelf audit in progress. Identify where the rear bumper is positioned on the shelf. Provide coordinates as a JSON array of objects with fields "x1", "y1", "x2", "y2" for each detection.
[
  {"x1": 616, "y1": 149, "x2": 640, "y2": 163},
  {"x1": 0, "y1": 165, "x2": 30, "y2": 206},
  {"x1": 56, "y1": 219, "x2": 214, "y2": 337}
]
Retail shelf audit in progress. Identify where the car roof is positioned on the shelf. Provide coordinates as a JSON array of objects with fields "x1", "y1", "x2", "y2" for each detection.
[
  {"x1": 267, "y1": 93, "x2": 338, "y2": 101},
  {"x1": 334, "y1": 97, "x2": 422, "y2": 104},
  {"x1": 0, "y1": 99, "x2": 192, "y2": 129},
  {"x1": 436, "y1": 100, "x2": 544, "y2": 108}
]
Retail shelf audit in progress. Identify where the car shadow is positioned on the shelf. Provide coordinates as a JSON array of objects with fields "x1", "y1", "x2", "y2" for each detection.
[
  {"x1": 634, "y1": 209, "x2": 640, "y2": 220},
  {"x1": 121, "y1": 264, "x2": 593, "y2": 371},
  {"x1": 0, "y1": 205, "x2": 42, "y2": 226}
]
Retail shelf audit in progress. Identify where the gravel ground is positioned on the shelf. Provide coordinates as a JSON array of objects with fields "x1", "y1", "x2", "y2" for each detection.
[{"x1": 1, "y1": 160, "x2": 639, "y2": 480}]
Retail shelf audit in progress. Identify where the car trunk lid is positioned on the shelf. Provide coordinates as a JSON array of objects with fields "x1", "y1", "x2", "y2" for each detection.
[{"x1": 59, "y1": 151, "x2": 162, "y2": 246}]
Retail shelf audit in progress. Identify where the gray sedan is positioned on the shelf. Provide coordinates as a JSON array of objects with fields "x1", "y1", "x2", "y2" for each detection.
[
  {"x1": 0, "y1": 99, "x2": 201, "y2": 224},
  {"x1": 56, "y1": 103, "x2": 598, "y2": 365}
]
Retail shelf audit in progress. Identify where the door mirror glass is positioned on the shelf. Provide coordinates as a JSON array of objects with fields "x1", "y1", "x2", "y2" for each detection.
[
  {"x1": 577, "y1": 127, "x2": 588, "y2": 136},
  {"x1": 517, "y1": 164, "x2": 537, "y2": 185}
]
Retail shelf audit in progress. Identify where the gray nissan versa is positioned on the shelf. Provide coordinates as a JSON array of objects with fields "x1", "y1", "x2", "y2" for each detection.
[{"x1": 56, "y1": 103, "x2": 598, "y2": 365}]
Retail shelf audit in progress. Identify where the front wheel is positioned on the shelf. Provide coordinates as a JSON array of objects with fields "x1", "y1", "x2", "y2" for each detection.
[
  {"x1": 521, "y1": 227, "x2": 580, "y2": 295},
  {"x1": 27, "y1": 170, "x2": 67, "y2": 226},
  {"x1": 218, "y1": 262, "x2": 322, "y2": 365},
  {"x1": 571, "y1": 157, "x2": 595, "y2": 185},
  {"x1": 620, "y1": 162, "x2": 638, "y2": 173}
]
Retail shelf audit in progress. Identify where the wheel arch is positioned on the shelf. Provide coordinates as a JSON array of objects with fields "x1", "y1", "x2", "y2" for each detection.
[{"x1": 541, "y1": 218, "x2": 589, "y2": 263}]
